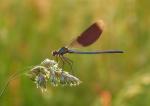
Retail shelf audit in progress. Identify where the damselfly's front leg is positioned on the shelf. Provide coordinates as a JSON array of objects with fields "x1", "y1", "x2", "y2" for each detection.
[{"x1": 61, "y1": 56, "x2": 74, "y2": 74}]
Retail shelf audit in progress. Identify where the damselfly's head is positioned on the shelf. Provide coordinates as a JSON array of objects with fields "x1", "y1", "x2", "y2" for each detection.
[{"x1": 52, "y1": 50, "x2": 58, "y2": 56}]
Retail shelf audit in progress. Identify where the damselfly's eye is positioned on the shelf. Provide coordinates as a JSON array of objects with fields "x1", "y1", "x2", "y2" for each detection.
[{"x1": 52, "y1": 51, "x2": 58, "y2": 56}]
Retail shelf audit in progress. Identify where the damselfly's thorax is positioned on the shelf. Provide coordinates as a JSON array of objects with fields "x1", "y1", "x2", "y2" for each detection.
[{"x1": 52, "y1": 47, "x2": 69, "y2": 56}]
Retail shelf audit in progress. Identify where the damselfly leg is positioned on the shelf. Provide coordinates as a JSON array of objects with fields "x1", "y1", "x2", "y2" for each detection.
[{"x1": 59, "y1": 55, "x2": 74, "y2": 73}]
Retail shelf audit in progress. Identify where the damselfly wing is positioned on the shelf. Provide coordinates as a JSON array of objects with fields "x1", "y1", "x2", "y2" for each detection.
[{"x1": 68, "y1": 20, "x2": 104, "y2": 48}]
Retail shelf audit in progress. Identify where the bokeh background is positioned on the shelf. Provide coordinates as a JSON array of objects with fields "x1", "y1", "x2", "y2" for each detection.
[{"x1": 0, "y1": 0, "x2": 150, "y2": 106}]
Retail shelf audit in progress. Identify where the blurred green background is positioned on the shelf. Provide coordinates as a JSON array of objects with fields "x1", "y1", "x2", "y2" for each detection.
[{"x1": 0, "y1": 0, "x2": 150, "y2": 106}]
